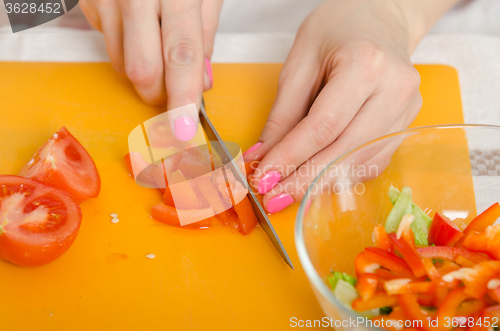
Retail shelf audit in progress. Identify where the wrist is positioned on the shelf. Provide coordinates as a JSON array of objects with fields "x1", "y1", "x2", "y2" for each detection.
[{"x1": 391, "y1": 0, "x2": 460, "y2": 53}]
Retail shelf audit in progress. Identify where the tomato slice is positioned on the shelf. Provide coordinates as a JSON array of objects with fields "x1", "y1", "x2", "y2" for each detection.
[
  {"x1": 0, "y1": 175, "x2": 82, "y2": 267},
  {"x1": 428, "y1": 212, "x2": 464, "y2": 246},
  {"x1": 150, "y1": 203, "x2": 213, "y2": 229},
  {"x1": 19, "y1": 127, "x2": 100, "y2": 203}
]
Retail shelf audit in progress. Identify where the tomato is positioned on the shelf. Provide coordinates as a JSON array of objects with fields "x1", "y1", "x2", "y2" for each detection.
[
  {"x1": 0, "y1": 175, "x2": 82, "y2": 267},
  {"x1": 150, "y1": 203, "x2": 213, "y2": 229},
  {"x1": 428, "y1": 212, "x2": 464, "y2": 246},
  {"x1": 19, "y1": 127, "x2": 100, "y2": 203},
  {"x1": 388, "y1": 233, "x2": 426, "y2": 278},
  {"x1": 124, "y1": 152, "x2": 157, "y2": 187},
  {"x1": 356, "y1": 273, "x2": 379, "y2": 300},
  {"x1": 463, "y1": 224, "x2": 500, "y2": 260}
]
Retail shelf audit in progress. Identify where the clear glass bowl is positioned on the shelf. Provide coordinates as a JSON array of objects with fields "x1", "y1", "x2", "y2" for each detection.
[{"x1": 295, "y1": 125, "x2": 500, "y2": 330}]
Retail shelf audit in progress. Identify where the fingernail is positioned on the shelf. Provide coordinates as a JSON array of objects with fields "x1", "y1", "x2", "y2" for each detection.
[
  {"x1": 205, "y1": 58, "x2": 213, "y2": 88},
  {"x1": 174, "y1": 116, "x2": 196, "y2": 141},
  {"x1": 243, "y1": 142, "x2": 262, "y2": 156},
  {"x1": 258, "y1": 170, "x2": 281, "y2": 194},
  {"x1": 267, "y1": 194, "x2": 294, "y2": 214}
]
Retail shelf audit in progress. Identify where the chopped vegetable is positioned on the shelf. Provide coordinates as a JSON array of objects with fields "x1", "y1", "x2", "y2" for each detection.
[
  {"x1": 326, "y1": 186, "x2": 500, "y2": 329},
  {"x1": 384, "y1": 186, "x2": 412, "y2": 233}
]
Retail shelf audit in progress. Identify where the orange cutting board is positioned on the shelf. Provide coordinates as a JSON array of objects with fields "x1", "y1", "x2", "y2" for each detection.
[{"x1": 0, "y1": 63, "x2": 462, "y2": 330}]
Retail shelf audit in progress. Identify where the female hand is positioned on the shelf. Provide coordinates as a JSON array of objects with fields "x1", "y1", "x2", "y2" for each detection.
[
  {"x1": 80, "y1": 0, "x2": 223, "y2": 141},
  {"x1": 244, "y1": 0, "x2": 459, "y2": 213}
]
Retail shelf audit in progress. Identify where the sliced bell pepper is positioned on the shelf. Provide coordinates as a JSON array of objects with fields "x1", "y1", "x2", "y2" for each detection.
[
  {"x1": 435, "y1": 287, "x2": 469, "y2": 331},
  {"x1": 356, "y1": 273, "x2": 379, "y2": 301},
  {"x1": 455, "y1": 255, "x2": 476, "y2": 268},
  {"x1": 375, "y1": 269, "x2": 400, "y2": 280},
  {"x1": 233, "y1": 196, "x2": 258, "y2": 235},
  {"x1": 456, "y1": 300, "x2": 485, "y2": 317},
  {"x1": 459, "y1": 261, "x2": 500, "y2": 300},
  {"x1": 421, "y1": 258, "x2": 440, "y2": 280},
  {"x1": 398, "y1": 293, "x2": 431, "y2": 331},
  {"x1": 364, "y1": 247, "x2": 415, "y2": 278},
  {"x1": 150, "y1": 203, "x2": 213, "y2": 229},
  {"x1": 373, "y1": 224, "x2": 393, "y2": 252},
  {"x1": 464, "y1": 203, "x2": 500, "y2": 235},
  {"x1": 463, "y1": 224, "x2": 500, "y2": 260},
  {"x1": 416, "y1": 246, "x2": 489, "y2": 264},
  {"x1": 352, "y1": 291, "x2": 398, "y2": 311},
  {"x1": 428, "y1": 212, "x2": 464, "y2": 246},
  {"x1": 355, "y1": 251, "x2": 381, "y2": 278},
  {"x1": 196, "y1": 175, "x2": 238, "y2": 224},
  {"x1": 389, "y1": 233, "x2": 426, "y2": 278}
]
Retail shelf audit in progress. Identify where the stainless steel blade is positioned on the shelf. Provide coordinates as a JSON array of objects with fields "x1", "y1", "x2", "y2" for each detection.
[{"x1": 199, "y1": 99, "x2": 293, "y2": 269}]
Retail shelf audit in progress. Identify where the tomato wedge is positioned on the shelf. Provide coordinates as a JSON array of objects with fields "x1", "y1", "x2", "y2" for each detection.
[
  {"x1": 428, "y1": 212, "x2": 464, "y2": 246},
  {"x1": 0, "y1": 175, "x2": 82, "y2": 267},
  {"x1": 19, "y1": 127, "x2": 100, "y2": 203}
]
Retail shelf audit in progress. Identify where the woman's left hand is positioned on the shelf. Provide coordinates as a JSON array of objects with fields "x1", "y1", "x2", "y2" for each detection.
[{"x1": 243, "y1": 0, "x2": 457, "y2": 214}]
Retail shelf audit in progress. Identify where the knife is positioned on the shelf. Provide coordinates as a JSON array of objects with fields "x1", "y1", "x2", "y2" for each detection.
[{"x1": 199, "y1": 99, "x2": 294, "y2": 269}]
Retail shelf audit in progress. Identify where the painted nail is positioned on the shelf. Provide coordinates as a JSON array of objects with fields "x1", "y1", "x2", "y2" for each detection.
[
  {"x1": 243, "y1": 142, "x2": 262, "y2": 156},
  {"x1": 267, "y1": 194, "x2": 294, "y2": 214},
  {"x1": 174, "y1": 116, "x2": 196, "y2": 141},
  {"x1": 258, "y1": 170, "x2": 281, "y2": 194},
  {"x1": 205, "y1": 58, "x2": 213, "y2": 88}
]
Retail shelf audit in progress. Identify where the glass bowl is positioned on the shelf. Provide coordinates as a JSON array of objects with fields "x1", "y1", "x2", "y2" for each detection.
[{"x1": 295, "y1": 125, "x2": 500, "y2": 330}]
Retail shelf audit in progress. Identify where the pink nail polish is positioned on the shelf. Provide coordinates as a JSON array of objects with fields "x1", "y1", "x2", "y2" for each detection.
[
  {"x1": 267, "y1": 194, "x2": 294, "y2": 214},
  {"x1": 205, "y1": 58, "x2": 213, "y2": 87},
  {"x1": 174, "y1": 116, "x2": 196, "y2": 141},
  {"x1": 243, "y1": 142, "x2": 262, "y2": 156},
  {"x1": 258, "y1": 170, "x2": 281, "y2": 194}
]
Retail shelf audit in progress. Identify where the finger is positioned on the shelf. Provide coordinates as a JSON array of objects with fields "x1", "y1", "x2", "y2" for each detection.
[
  {"x1": 201, "y1": 0, "x2": 224, "y2": 90},
  {"x1": 242, "y1": 44, "x2": 320, "y2": 163},
  {"x1": 262, "y1": 92, "x2": 422, "y2": 213},
  {"x1": 120, "y1": 0, "x2": 166, "y2": 105},
  {"x1": 162, "y1": 0, "x2": 205, "y2": 141},
  {"x1": 80, "y1": 0, "x2": 101, "y2": 31},
  {"x1": 253, "y1": 73, "x2": 374, "y2": 194},
  {"x1": 94, "y1": 0, "x2": 125, "y2": 75}
]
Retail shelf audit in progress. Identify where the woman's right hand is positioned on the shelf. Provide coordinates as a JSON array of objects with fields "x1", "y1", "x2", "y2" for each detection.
[{"x1": 81, "y1": 0, "x2": 223, "y2": 140}]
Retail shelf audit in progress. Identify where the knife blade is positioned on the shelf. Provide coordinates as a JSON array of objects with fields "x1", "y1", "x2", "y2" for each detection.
[{"x1": 199, "y1": 99, "x2": 293, "y2": 269}]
